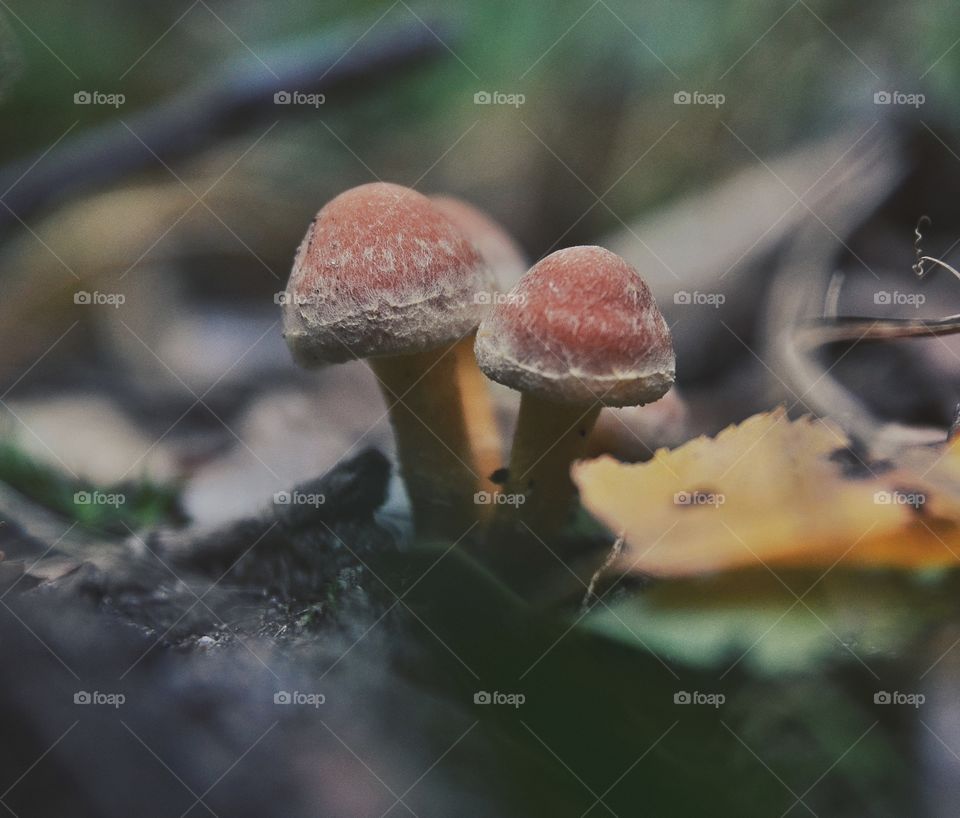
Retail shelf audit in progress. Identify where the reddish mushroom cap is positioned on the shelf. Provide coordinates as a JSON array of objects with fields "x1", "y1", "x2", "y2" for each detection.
[
  {"x1": 474, "y1": 246, "x2": 675, "y2": 406},
  {"x1": 283, "y1": 182, "x2": 494, "y2": 365},
  {"x1": 430, "y1": 195, "x2": 527, "y2": 292}
]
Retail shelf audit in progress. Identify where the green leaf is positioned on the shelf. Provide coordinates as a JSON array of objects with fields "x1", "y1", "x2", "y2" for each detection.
[{"x1": 583, "y1": 567, "x2": 954, "y2": 675}]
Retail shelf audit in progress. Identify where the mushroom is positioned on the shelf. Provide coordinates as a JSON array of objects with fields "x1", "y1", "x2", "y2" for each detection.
[
  {"x1": 429, "y1": 195, "x2": 527, "y2": 291},
  {"x1": 475, "y1": 245, "x2": 675, "y2": 534},
  {"x1": 430, "y1": 195, "x2": 528, "y2": 495},
  {"x1": 282, "y1": 182, "x2": 495, "y2": 540}
]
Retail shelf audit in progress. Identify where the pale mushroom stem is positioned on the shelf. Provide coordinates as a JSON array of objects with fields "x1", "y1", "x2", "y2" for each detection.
[
  {"x1": 501, "y1": 393, "x2": 602, "y2": 535},
  {"x1": 369, "y1": 343, "x2": 485, "y2": 540},
  {"x1": 453, "y1": 332, "x2": 503, "y2": 504}
]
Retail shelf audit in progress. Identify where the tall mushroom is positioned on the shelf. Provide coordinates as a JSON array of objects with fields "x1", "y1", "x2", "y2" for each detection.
[
  {"x1": 282, "y1": 182, "x2": 495, "y2": 540},
  {"x1": 429, "y1": 195, "x2": 527, "y2": 291},
  {"x1": 475, "y1": 245, "x2": 675, "y2": 534},
  {"x1": 430, "y1": 195, "x2": 528, "y2": 497}
]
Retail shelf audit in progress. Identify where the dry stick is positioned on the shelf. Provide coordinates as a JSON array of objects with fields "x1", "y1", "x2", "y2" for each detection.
[
  {"x1": 580, "y1": 535, "x2": 624, "y2": 614},
  {"x1": 791, "y1": 217, "x2": 960, "y2": 450},
  {"x1": 369, "y1": 343, "x2": 482, "y2": 541},
  {"x1": 799, "y1": 216, "x2": 960, "y2": 346},
  {"x1": 0, "y1": 17, "x2": 455, "y2": 237},
  {"x1": 792, "y1": 312, "x2": 960, "y2": 452},
  {"x1": 764, "y1": 128, "x2": 906, "y2": 450},
  {"x1": 795, "y1": 314, "x2": 960, "y2": 347}
]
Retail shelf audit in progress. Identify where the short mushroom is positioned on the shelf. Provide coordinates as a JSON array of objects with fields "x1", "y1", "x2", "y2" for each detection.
[
  {"x1": 430, "y1": 195, "x2": 528, "y2": 497},
  {"x1": 282, "y1": 182, "x2": 495, "y2": 539},
  {"x1": 475, "y1": 245, "x2": 675, "y2": 533}
]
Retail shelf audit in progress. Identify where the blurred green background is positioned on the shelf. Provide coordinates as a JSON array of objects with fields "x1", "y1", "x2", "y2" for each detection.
[
  {"x1": 4, "y1": 0, "x2": 958, "y2": 254},
  {"x1": 4, "y1": 4, "x2": 960, "y2": 816}
]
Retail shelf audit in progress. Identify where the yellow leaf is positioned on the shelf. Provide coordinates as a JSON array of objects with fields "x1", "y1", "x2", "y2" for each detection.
[{"x1": 573, "y1": 408, "x2": 960, "y2": 578}]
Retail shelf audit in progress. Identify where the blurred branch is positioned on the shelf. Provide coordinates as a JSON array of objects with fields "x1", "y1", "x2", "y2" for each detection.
[
  {"x1": 0, "y1": 15, "x2": 457, "y2": 237},
  {"x1": 764, "y1": 127, "x2": 920, "y2": 453},
  {"x1": 796, "y1": 314, "x2": 960, "y2": 346}
]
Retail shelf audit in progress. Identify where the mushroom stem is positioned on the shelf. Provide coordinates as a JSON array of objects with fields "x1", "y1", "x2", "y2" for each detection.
[
  {"x1": 369, "y1": 342, "x2": 484, "y2": 540},
  {"x1": 501, "y1": 393, "x2": 601, "y2": 534},
  {"x1": 453, "y1": 332, "x2": 503, "y2": 502}
]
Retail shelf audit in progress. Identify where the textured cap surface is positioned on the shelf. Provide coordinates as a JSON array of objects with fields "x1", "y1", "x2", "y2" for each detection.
[
  {"x1": 474, "y1": 245, "x2": 675, "y2": 406},
  {"x1": 430, "y1": 195, "x2": 527, "y2": 292},
  {"x1": 283, "y1": 182, "x2": 493, "y2": 365}
]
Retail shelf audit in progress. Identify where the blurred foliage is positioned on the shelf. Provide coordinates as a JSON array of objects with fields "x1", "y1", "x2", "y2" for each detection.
[
  {"x1": 0, "y1": 440, "x2": 183, "y2": 534},
  {"x1": 3, "y1": 0, "x2": 960, "y2": 252},
  {"x1": 585, "y1": 567, "x2": 955, "y2": 674}
]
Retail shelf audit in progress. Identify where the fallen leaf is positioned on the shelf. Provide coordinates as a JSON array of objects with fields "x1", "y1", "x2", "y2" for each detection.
[{"x1": 573, "y1": 407, "x2": 960, "y2": 578}]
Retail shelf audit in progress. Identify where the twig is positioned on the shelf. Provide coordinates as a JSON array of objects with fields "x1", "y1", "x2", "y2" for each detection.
[
  {"x1": 580, "y1": 535, "x2": 624, "y2": 614},
  {"x1": 913, "y1": 214, "x2": 960, "y2": 283},
  {"x1": 0, "y1": 16, "x2": 456, "y2": 236},
  {"x1": 795, "y1": 313, "x2": 960, "y2": 347},
  {"x1": 765, "y1": 126, "x2": 906, "y2": 449},
  {"x1": 800, "y1": 217, "x2": 960, "y2": 346},
  {"x1": 788, "y1": 215, "x2": 960, "y2": 452},
  {"x1": 823, "y1": 271, "x2": 844, "y2": 318}
]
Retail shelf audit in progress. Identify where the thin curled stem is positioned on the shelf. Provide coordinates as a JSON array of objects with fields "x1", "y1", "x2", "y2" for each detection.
[{"x1": 914, "y1": 215, "x2": 960, "y2": 283}]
